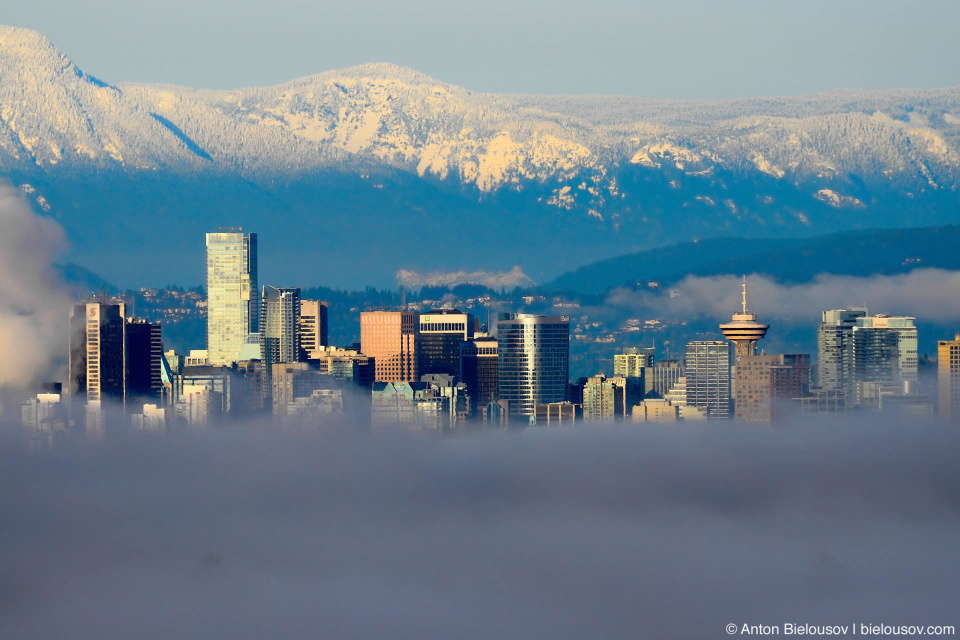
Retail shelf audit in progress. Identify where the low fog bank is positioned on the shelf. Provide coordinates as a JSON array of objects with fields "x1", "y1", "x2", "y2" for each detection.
[{"x1": 1, "y1": 418, "x2": 958, "y2": 639}]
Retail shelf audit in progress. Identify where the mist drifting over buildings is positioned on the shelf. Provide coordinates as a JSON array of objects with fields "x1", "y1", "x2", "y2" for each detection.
[
  {"x1": 0, "y1": 182, "x2": 70, "y2": 391},
  {"x1": 0, "y1": 419, "x2": 958, "y2": 639},
  {"x1": 604, "y1": 270, "x2": 960, "y2": 325}
]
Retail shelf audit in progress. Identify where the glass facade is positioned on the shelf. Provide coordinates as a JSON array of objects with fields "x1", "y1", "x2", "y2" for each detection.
[
  {"x1": 125, "y1": 318, "x2": 163, "y2": 403},
  {"x1": 650, "y1": 360, "x2": 683, "y2": 398},
  {"x1": 206, "y1": 231, "x2": 258, "y2": 366},
  {"x1": 685, "y1": 341, "x2": 732, "y2": 420},
  {"x1": 461, "y1": 337, "x2": 498, "y2": 413},
  {"x1": 817, "y1": 308, "x2": 868, "y2": 394},
  {"x1": 260, "y1": 286, "x2": 301, "y2": 367},
  {"x1": 497, "y1": 314, "x2": 569, "y2": 418},
  {"x1": 852, "y1": 326, "x2": 900, "y2": 384},
  {"x1": 854, "y1": 315, "x2": 918, "y2": 384},
  {"x1": 418, "y1": 310, "x2": 474, "y2": 378}
]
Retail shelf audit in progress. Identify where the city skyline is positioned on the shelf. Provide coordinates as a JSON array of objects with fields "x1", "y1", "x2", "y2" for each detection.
[{"x1": 3, "y1": 7, "x2": 960, "y2": 637}]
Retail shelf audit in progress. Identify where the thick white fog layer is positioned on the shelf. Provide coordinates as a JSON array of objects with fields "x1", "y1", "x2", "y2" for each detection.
[
  {"x1": 606, "y1": 270, "x2": 960, "y2": 325},
  {"x1": 0, "y1": 183, "x2": 70, "y2": 389},
  {"x1": 1, "y1": 419, "x2": 958, "y2": 638}
]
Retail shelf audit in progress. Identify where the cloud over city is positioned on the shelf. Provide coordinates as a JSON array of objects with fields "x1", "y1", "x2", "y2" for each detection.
[
  {"x1": 0, "y1": 182, "x2": 70, "y2": 390},
  {"x1": 605, "y1": 270, "x2": 960, "y2": 325}
]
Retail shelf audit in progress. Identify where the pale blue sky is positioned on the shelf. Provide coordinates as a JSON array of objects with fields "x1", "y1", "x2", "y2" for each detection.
[{"x1": 7, "y1": 0, "x2": 960, "y2": 98}]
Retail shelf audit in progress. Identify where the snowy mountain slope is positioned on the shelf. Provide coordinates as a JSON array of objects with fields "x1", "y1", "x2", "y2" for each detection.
[
  {"x1": 5, "y1": 25, "x2": 960, "y2": 196},
  {"x1": 3, "y1": 24, "x2": 960, "y2": 287}
]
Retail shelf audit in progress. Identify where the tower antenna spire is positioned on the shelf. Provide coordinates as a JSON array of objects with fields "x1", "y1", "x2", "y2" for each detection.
[
  {"x1": 742, "y1": 275, "x2": 747, "y2": 314},
  {"x1": 720, "y1": 275, "x2": 768, "y2": 361}
]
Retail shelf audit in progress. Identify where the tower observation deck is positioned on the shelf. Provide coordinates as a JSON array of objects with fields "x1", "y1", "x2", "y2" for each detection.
[{"x1": 719, "y1": 278, "x2": 769, "y2": 362}]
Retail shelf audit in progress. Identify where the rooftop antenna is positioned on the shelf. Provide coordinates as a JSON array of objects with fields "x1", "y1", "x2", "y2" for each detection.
[{"x1": 741, "y1": 275, "x2": 748, "y2": 314}]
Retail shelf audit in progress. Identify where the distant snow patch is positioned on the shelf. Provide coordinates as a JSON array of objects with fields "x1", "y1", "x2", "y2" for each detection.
[
  {"x1": 751, "y1": 153, "x2": 785, "y2": 179},
  {"x1": 814, "y1": 189, "x2": 864, "y2": 209}
]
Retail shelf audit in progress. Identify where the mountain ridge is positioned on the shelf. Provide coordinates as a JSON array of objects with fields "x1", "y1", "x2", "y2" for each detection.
[
  {"x1": 4, "y1": 24, "x2": 960, "y2": 287},
  {"x1": 544, "y1": 225, "x2": 960, "y2": 295}
]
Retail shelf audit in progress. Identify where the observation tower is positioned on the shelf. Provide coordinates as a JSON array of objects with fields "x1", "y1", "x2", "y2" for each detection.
[{"x1": 719, "y1": 278, "x2": 769, "y2": 362}]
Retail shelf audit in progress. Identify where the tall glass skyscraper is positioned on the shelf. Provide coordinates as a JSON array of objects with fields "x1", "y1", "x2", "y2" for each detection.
[
  {"x1": 206, "y1": 230, "x2": 258, "y2": 366},
  {"x1": 260, "y1": 286, "x2": 301, "y2": 367},
  {"x1": 853, "y1": 315, "x2": 918, "y2": 384},
  {"x1": 817, "y1": 307, "x2": 868, "y2": 394},
  {"x1": 685, "y1": 340, "x2": 732, "y2": 420},
  {"x1": 496, "y1": 313, "x2": 569, "y2": 419}
]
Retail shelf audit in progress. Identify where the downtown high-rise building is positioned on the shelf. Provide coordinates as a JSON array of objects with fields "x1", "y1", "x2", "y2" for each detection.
[
  {"x1": 614, "y1": 347, "x2": 655, "y2": 377},
  {"x1": 206, "y1": 229, "x2": 258, "y2": 366},
  {"x1": 650, "y1": 360, "x2": 683, "y2": 398},
  {"x1": 299, "y1": 300, "x2": 329, "y2": 357},
  {"x1": 497, "y1": 313, "x2": 569, "y2": 419},
  {"x1": 614, "y1": 347, "x2": 655, "y2": 399},
  {"x1": 460, "y1": 336, "x2": 498, "y2": 413},
  {"x1": 685, "y1": 341, "x2": 732, "y2": 420},
  {"x1": 260, "y1": 286, "x2": 301, "y2": 367},
  {"x1": 69, "y1": 301, "x2": 127, "y2": 405},
  {"x1": 853, "y1": 315, "x2": 918, "y2": 385},
  {"x1": 69, "y1": 302, "x2": 162, "y2": 414},
  {"x1": 360, "y1": 311, "x2": 418, "y2": 382},
  {"x1": 125, "y1": 317, "x2": 163, "y2": 404},
  {"x1": 817, "y1": 308, "x2": 868, "y2": 394},
  {"x1": 938, "y1": 334, "x2": 960, "y2": 420},
  {"x1": 734, "y1": 354, "x2": 810, "y2": 423},
  {"x1": 582, "y1": 374, "x2": 627, "y2": 421},
  {"x1": 418, "y1": 309, "x2": 475, "y2": 378}
]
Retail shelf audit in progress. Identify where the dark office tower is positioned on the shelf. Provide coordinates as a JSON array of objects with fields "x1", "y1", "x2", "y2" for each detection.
[
  {"x1": 650, "y1": 360, "x2": 683, "y2": 398},
  {"x1": 125, "y1": 318, "x2": 163, "y2": 403},
  {"x1": 299, "y1": 300, "x2": 329, "y2": 357},
  {"x1": 260, "y1": 286, "x2": 301, "y2": 367},
  {"x1": 818, "y1": 308, "x2": 868, "y2": 394},
  {"x1": 685, "y1": 341, "x2": 732, "y2": 420},
  {"x1": 461, "y1": 336, "x2": 498, "y2": 413},
  {"x1": 69, "y1": 301, "x2": 127, "y2": 404},
  {"x1": 497, "y1": 313, "x2": 570, "y2": 419},
  {"x1": 418, "y1": 309, "x2": 474, "y2": 378}
]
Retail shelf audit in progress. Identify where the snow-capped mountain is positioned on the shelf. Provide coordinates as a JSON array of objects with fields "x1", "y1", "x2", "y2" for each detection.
[{"x1": 3, "y1": 24, "x2": 960, "y2": 287}]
